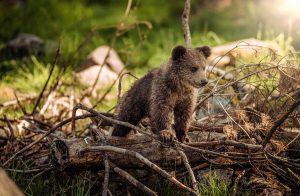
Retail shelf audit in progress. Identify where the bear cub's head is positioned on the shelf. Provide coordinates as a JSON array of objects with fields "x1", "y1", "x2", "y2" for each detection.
[{"x1": 171, "y1": 45, "x2": 211, "y2": 88}]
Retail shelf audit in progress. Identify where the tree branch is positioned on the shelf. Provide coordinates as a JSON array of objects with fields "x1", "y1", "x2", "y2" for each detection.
[
  {"x1": 81, "y1": 146, "x2": 197, "y2": 196},
  {"x1": 182, "y1": 0, "x2": 192, "y2": 48},
  {"x1": 262, "y1": 95, "x2": 300, "y2": 147}
]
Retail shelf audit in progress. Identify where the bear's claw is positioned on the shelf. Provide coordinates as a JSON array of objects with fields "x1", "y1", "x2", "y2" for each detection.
[{"x1": 159, "y1": 129, "x2": 177, "y2": 145}]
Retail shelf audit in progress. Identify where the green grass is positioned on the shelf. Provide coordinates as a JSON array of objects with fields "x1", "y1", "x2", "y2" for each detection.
[
  {"x1": 0, "y1": 0, "x2": 259, "y2": 74},
  {"x1": 8, "y1": 161, "x2": 93, "y2": 196},
  {"x1": 7, "y1": 161, "x2": 230, "y2": 196},
  {"x1": 198, "y1": 171, "x2": 230, "y2": 196},
  {"x1": 2, "y1": 56, "x2": 59, "y2": 93}
]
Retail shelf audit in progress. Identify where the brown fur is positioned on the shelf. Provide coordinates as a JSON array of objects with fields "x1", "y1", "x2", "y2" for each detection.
[{"x1": 112, "y1": 45, "x2": 211, "y2": 142}]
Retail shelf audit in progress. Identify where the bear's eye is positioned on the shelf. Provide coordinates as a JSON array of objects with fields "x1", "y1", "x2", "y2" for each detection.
[{"x1": 191, "y1": 66, "x2": 198, "y2": 73}]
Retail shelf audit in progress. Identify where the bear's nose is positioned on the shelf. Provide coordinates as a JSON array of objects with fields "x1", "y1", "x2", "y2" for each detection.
[{"x1": 200, "y1": 79, "x2": 208, "y2": 86}]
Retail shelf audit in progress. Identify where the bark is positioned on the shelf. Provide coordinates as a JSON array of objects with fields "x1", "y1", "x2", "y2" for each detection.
[
  {"x1": 51, "y1": 132, "x2": 210, "y2": 169},
  {"x1": 50, "y1": 128, "x2": 300, "y2": 170}
]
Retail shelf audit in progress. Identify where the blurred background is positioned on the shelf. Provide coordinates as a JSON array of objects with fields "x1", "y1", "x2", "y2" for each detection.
[{"x1": 0, "y1": 0, "x2": 299, "y2": 111}]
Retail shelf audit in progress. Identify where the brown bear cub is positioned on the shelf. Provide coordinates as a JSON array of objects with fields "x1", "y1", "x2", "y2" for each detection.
[{"x1": 112, "y1": 45, "x2": 211, "y2": 143}]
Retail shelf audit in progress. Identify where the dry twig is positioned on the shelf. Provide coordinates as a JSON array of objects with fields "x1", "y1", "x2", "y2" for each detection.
[
  {"x1": 31, "y1": 45, "x2": 60, "y2": 115},
  {"x1": 176, "y1": 148, "x2": 199, "y2": 194},
  {"x1": 82, "y1": 146, "x2": 197, "y2": 195},
  {"x1": 262, "y1": 95, "x2": 300, "y2": 147},
  {"x1": 13, "y1": 91, "x2": 27, "y2": 115},
  {"x1": 109, "y1": 161, "x2": 157, "y2": 196},
  {"x1": 3, "y1": 113, "x2": 97, "y2": 166},
  {"x1": 102, "y1": 154, "x2": 110, "y2": 196},
  {"x1": 189, "y1": 140, "x2": 262, "y2": 150}
]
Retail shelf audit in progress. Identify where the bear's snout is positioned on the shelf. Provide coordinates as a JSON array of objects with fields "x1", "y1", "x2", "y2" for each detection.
[
  {"x1": 191, "y1": 79, "x2": 208, "y2": 88},
  {"x1": 200, "y1": 79, "x2": 208, "y2": 86}
]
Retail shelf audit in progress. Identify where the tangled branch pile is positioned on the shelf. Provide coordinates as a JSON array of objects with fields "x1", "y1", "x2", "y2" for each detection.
[{"x1": 1, "y1": 40, "x2": 300, "y2": 195}]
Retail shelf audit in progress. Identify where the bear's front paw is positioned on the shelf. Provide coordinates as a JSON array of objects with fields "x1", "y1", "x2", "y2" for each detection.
[{"x1": 159, "y1": 129, "x2": 177, "y2": 145}]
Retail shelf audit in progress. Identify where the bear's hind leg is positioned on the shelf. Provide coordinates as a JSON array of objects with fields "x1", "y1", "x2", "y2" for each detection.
[
  {"x1": 112, "y1": 104, "x2": 145, "y2": 137},
  {"x1": 174, "y1": 100, "x2": 193, "y2": 142}
]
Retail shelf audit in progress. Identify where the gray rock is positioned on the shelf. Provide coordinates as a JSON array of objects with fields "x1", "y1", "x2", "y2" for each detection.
[
  {"x1": 75, "y1": 46, "x2": 125, "y2": 93},
  {"x1": 78, "y1": 46, "x2": 125, "y2": 74},
  {"x1": 75, "y1": 65, "x2": 118, "y2": 90},
  {"x1": 1, "y1": 34, "x2": 44, "y2": 59}
]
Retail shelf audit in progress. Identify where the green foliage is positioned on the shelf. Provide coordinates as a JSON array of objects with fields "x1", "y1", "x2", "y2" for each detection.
[
  {"x1": 0, "y1": 0, "x2": 295, "y2": 94},
  {"x1": 0, "y1": 0, "x2": 254, "y2": 75},
  {"x1": 2, "y1": 56, "x2": 60, "y2": 93},
  {"x1": 8, "y1": 161, "x2": 93, "y2": 196},
  {"x1": 198, "y1": 171, "x2": 230, "y2": 196}
]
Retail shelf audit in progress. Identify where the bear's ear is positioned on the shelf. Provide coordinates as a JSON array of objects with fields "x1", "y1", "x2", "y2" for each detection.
[
  {"x1": 196, "y1": 46, "x2": 211, "y2": 58},
  {"x1": 171, "y1": 45, "x2": 186, "y2": 61}
]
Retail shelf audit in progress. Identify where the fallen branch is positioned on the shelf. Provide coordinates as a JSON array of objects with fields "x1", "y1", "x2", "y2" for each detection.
[
  {"x1": 194, "y1": 65, "x2": 279, "y2": 112},
  {"x1": 82, "y1": 145, "x2": 197, "y2": 195},
  {"x1": 109, "y1": 161, "x2": 157, "y2": 196},
  {"x1": 102, "y1": 154, "x2": 110, "y2": 196},
  {"x1": 262, "y1": 95, "x2": 300, "y2": 147},
  {"x1": 176, "y1": 148, "x2": 199, "y2": 194},
  {"x1": 4, "y1": 115, "x2": 14, "y2": 141},
  {"x1": 70, "y1": 104, "x2": 264, "y2": 161},
  {"x1": 177, "y1": 162, "x2": 209, "y2": 179},
  {"x1": 51, "y1": 134, "x2": 202, "y2": 168},
  {"x1": 3, "y1": 113, "x2": 97, "y2": 167},
  {"x1": 0, "y1": 95, "x2": 36, "y2": 108},
  {"x1": 189, "y1": 140, "x2": 262, "y2": 151},
  {"x1": 13, "y1": 91, "x2": 27, "y2": 115}
]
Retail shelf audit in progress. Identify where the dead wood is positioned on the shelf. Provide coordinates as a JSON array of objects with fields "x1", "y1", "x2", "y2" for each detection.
[
  {"x1": 182, "y1": 0, "x2": 191, "y2": 48},
  {"x1": 189, "y1": 140, "x2": 262, "y2": 150},
  {"x1": 0, "y1": 168, "x2": 24, "y2": 196},
  {"x1": 51, "y1": 134, "x2": 203, "y2": 169},
  {"x1": 109, "y1": 161, "x2": 157, "y2": 196},
  {"x1": 80, "y1": 145, "x2": 197, "y2": 195},
  {"x1": 263, "y1": 95, "x2": 300, "y2": 147},
  {"x1": 102, "y1": 154, "x2": 110, "y2": 196},
  {"x1": 176, "y1": 148, "x2": 199, "y2": 194},
  {"x1": 3, "y1": 113, "x2": 97, "y2": 166},
  {"x1": 194, "y1": 65, "x2": 279, "y2": 112},
  {"x1": 13, "y1": 91, "x2": 27, "y2": 115},
  {"x1": 50, "y1": 130, "x2": 271, "y2": 168}
]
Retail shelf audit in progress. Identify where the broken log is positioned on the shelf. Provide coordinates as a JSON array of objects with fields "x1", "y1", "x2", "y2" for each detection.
[
  {"x1": 0, "y1": 168, "x2": 24, "y2": 196},
  {"x1": 50, "y1": 130, "x2": 266, "y2": 170},
  {"x1": 51, "y1": 131, "x2": 225, "y2": 169},
  {"x1": 52, "y1": 134, "x2": 195, "y2": 169}
]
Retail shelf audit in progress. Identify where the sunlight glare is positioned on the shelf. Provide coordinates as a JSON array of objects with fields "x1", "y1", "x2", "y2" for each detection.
[{"x1": 281, "y1": 0, "x2": 300, "y2": 16}]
